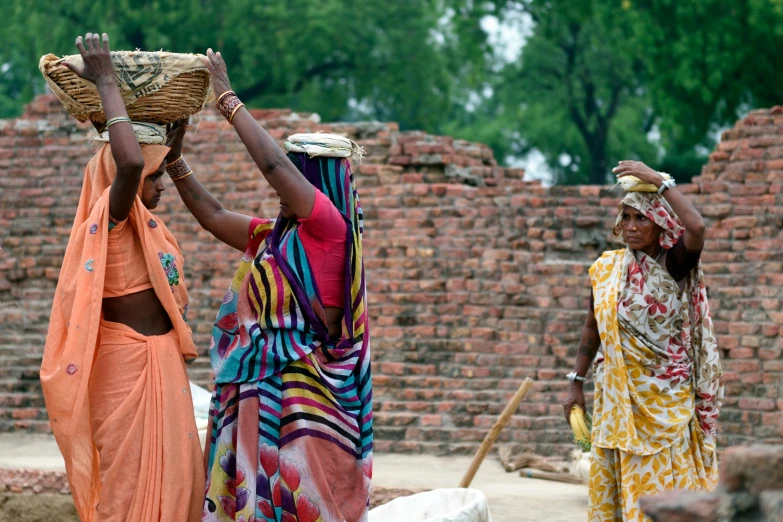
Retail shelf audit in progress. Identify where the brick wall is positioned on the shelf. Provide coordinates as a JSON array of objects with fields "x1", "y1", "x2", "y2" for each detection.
[{"x1": 1, "y1": 95, "x2": 782, "y2": 456}]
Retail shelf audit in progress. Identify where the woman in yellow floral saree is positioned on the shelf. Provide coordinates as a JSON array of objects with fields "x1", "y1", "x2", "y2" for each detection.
[{"x1": 563, "y1": 161, "x2": 723, "y2": 522}]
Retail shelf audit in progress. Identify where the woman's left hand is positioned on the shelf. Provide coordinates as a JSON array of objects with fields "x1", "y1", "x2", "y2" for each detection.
[
  {"x1": 203, "y1": 48, "x2": 232, "y2": 99},
  {"x1": 612, "y1": 160, "x2": 664, "y2": 188},
  {"x1": 165, "y1": 118, "x2": 188, "y2": 163}
]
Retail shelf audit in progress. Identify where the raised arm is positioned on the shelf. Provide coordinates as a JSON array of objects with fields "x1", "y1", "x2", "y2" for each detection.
[
  {"x1": 562, "y1": 310, "x2": 600, "y2": 422},
  {"x1": 164, "y1": 121, "x2": 252, "y2": 251},
  {"x1": 62, "y1": 33, "x2": 144, "y2": 222},
  {"x1": 202, "y1": 49, "x2": 315, "y2": 219},
  {"x1": 613, "y1": 161, "x2": 706, "y2": 252}
]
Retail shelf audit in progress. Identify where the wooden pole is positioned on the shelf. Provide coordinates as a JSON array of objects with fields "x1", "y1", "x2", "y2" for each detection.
[
  {"x1": 458, "y1": 378, "x2": 534, "y2": 488},
  {"x1": 519, "y1": 468, "x2": 584, "y2": 485}
]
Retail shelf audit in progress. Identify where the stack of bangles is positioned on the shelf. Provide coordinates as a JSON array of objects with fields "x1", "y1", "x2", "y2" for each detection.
[
  {"x1": 166, "y1": 155, "x2": 193, "y2": 182},
  {"x1": 216, "y1": 91, "x2": 245, "y2": 124}
]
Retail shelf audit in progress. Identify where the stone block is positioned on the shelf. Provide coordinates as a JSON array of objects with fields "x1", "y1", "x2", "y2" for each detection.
[{"x1": 722, "y1": 445, "x2": 783, "y2": 494}]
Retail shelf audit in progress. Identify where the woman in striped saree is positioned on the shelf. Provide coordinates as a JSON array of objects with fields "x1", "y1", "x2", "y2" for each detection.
[
  {"x1": 167, "y1": 49, "x2": 372, "y2": 522},
  {"x1": 563, "y1": 161, "x2": 723, "y2": 521}
]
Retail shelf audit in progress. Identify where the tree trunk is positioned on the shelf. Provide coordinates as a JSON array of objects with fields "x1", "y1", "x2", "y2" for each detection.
[{"x1": 589, "y1": 142, "x2": 609, "y2": 185}]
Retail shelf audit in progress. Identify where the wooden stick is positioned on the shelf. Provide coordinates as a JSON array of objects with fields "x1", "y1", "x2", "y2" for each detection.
[
  {"x1": 459, "y1": 378, "x2": 534, "y2": 488},
  {"x1": 519, "y1": 468, "x2": 584, "y2": 485}
]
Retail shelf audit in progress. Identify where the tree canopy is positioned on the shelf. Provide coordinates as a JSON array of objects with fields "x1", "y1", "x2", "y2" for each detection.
[{"x1": 3, "y1": 0, "x2": 782, "y2": 184}]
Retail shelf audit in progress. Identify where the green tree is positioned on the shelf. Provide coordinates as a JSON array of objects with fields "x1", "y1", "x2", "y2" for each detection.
[
  {"x1": 457, "y1": 0, "x2": 783, "y2": 184},
  {"x1": 628, "y1": 0, "x2": 783, "y2": 152},
  {"x1": 502, "y1": 0, "x2": 655, "y2": 184},
  {"x1": 5, "y1": 0, "x2": 783, "y2": 185},
  {"x1": 0, "y1": 0, "x2": 459, "y2": 131}
]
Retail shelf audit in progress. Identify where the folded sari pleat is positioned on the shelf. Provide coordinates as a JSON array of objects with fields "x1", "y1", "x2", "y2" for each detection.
[{"x1": 89, "y1": 320, "x2": 204, "y2": 522}]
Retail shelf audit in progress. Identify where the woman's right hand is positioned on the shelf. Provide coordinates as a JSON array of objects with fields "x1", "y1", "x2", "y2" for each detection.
[
  {"x1": 165, "y1": 119, "x2": 189, "y2": 164},
  {"x1": 563, "y1": 383, "x2": 586, "y2": 424},
  {"x1": 62, "y1": 33, "x2": 115, "y2": 87}
]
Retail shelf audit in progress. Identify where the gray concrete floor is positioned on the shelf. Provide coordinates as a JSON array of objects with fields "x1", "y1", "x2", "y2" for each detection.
[{"x1": 0, "y1": 434, "x2": 588, "y2": 521}]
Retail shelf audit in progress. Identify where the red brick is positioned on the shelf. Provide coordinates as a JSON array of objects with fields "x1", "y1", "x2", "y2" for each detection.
[
  {"x1": 379, "y1": 363, "x2": 406, "y2": 376},
  {"x1": 728, "y1": 348, "x2": 755, "y2": 359},
  {"x1": 420, "y1": 415, "x2": 442, "y2": 426},
  {"x1": 738, "y1": 398, "x2": 776, "y2": 411}
]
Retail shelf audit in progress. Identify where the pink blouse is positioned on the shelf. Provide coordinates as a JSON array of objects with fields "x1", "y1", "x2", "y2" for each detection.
[{"x1": 249, "y1": 190, "x2": 347, "y2": 308}]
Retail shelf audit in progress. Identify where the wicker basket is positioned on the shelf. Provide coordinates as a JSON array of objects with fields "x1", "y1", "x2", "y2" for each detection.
[{"x1": 39, "y1": 51, "x2": 212, "y2": 125}]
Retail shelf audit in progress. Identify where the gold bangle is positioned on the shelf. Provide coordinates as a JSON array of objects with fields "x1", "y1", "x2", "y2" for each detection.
[
  {"x1": 170, "y1": 170, "x2": 193, "y2": 182},
  {"x1": 166, "y1": 156, "x2": 192, "y2": 180},
  {"x1": 229, "y1": 103, "x2": 245, "y2": 124},
  {"x1": 216, "y1": 90, "x2": 236, "y2": 105},
  {"x1": 166, "y1": 155, "x2": 183, "y2": 167}
]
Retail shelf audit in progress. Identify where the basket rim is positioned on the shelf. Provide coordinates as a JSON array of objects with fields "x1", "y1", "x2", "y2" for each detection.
[{"x1": 39, "y1": 52, "x2": 212, "y2": 124}]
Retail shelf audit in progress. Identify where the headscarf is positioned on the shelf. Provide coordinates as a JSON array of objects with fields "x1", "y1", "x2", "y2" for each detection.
[
  {"x1": 612, "y1": 191, "x2": 684, "y2": 249},
  {"x1": 40, "y1": 143, "x2": 197, "y2": 517}
]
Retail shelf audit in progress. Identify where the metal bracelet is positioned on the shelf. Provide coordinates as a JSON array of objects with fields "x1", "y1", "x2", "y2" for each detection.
[
  {"x1": 218, "y1": 94, "x2": 244, "y2": 123},
  {"x1": 657, "y1": 176, "x2": 676, "y2": 195},
  {"x1": 216, "y1": 90, "x2": 236, "y2": 105},
  {"x1": 170, "y1": 170, "x2": 193, "y2": 182},
  {"x1": 166, "y1": 156, "x2": 192, "y2": 181},
  {"x1": 567, "y1": 372, "x2": 587, "y2": 384},
  {"x1": 229, "y1": 103, "x2": 245, "y2": 124},
  {"x1": 106, "y1": 116, "x2": 132, "y2": 128}
]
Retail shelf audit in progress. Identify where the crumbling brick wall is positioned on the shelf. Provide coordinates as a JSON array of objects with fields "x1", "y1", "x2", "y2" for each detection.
[{"x1": 1, "y1": 95, "x2": 781, "y2": 456}]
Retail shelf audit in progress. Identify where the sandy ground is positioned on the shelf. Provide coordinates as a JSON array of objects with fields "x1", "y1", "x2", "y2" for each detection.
[{"x1": 0, "y1": 433, "x2": 587, "y2": 521}]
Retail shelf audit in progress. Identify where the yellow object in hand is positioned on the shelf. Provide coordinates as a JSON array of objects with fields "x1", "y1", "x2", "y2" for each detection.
[{"x1": 570, "y1": 406, "x2": 592, "y2": 452}]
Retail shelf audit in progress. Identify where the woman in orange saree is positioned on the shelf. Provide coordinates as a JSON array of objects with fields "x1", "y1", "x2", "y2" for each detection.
[{"x1": 39, "y1": 33, "x2": 205, "y2": 522}]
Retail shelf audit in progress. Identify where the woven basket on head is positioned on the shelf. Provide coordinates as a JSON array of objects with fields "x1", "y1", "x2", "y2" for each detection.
[{"x1": 39, "y1": 51, "x2": 212, "y2": 125}]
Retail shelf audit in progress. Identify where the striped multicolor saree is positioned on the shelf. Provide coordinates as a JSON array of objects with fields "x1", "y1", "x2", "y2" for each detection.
[{"x1": 203, "y1": 156, "x2": 372, "y2": 522}]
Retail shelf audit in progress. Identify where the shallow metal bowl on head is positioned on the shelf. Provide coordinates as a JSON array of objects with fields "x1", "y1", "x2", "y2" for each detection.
[{"x1": 40, "y1": 51, "x2": 212, "y2": 125}]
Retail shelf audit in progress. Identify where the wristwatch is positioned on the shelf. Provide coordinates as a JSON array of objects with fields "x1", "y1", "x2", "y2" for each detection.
[
  {"x1": 658, "y1": 177, "x2": 676, "y2": 195},
  {"x1": 567, "y1": 372, "x2": 587, "y2": 384}
]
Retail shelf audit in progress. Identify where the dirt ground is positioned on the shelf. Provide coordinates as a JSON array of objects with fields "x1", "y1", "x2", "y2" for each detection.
[{"x1": 0, "y1": 434, "x2": 588, "y2": 521}]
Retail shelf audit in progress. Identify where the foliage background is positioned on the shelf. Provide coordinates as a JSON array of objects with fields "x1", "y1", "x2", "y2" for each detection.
[{"x1": 3, "y1": 0, "x2": 782, "y2": 184}]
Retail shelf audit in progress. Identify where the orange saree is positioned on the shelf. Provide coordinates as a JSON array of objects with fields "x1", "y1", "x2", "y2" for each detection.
[{"x1": 40, "y1": 144, "x2": 205, "y2": 521}]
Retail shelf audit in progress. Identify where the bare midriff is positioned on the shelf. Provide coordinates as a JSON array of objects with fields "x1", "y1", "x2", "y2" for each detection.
[{"x1": 102, "y1": 288, "x2": 173, "y2": 336}]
